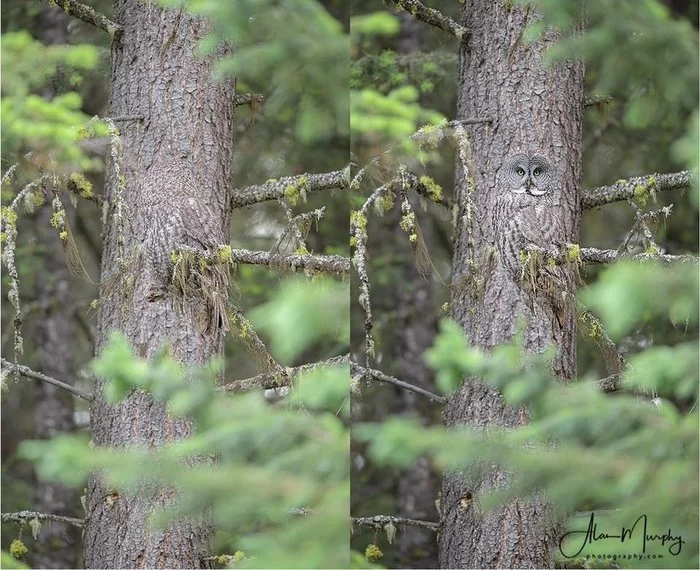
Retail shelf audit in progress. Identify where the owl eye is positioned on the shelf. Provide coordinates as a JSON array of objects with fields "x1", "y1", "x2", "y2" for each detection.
[
  {"x1": 533, "y1": 167, "x2": 542, "y2": 177},
  {"x1": 516, "y1": 167, "x2": 525, "y2": 176}
]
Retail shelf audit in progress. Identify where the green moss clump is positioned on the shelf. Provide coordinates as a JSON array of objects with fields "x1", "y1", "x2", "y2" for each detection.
[
  {"x1": 59, "y1": 230, "x2": 68, "y2": 241},
  {"x1": 284, "y1": 185, "x2": 299, "y2": 206},
  {"x1": 350, "y1": 210, "x2": 368, "y2": 231},
  {"x1": 232, "y1": 551, "x2": 246, "y2": 562},
  {"x1": 409, "y1": 233, "x2": 418, "y2": 243},
  {"x1": 294, "y1": 246, "x2": 309, "y2": 256},
  {"x1": 89, "y1": 299, "x2": 99, "y2": 310},
  {"x1": 349, "y1": 235, "x2": 358, "y2": 248},
  {"x1": 1, "y1": 206, "x2": 18, "y2": 229},
  {"x1": 68, "y1": 172, "x2": 93, "y2": 199},
  {"x1": 566, "y1": 243, "x2": 581, "y2": 262},
  {"x1": 615, "y1": 178, "x2": 627, "y2": 185},
  {"x1": 216, "y1": 245, "x2": 232, "y2": 263},
  {"x1": 633, "y1": 184, "x2": 649, "y2": 206},
  {"x1": 365, "y1": 543, "x2": 383, "y2": 562},
  {"x1": 10, "y1": 539, "x2": 28, "y2": 559},
  {"x1": 419, "y1": 175, "x2": 443, "y2": 202}
]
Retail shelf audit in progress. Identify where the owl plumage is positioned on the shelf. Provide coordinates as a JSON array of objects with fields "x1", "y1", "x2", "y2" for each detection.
[
  {"x1": 137, "y1": 159, "x2": 229, "y2": 335},
  {"x1": 494, "y1": 154, "x2": 572, "y2": 327}
]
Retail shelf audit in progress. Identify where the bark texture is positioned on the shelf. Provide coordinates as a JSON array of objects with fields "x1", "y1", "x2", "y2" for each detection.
[
  {"x1": 85, "y1": 2, "x2": 235, "y2": 567},
  {"x1": 31, "y1": 7, "x2": 80, "y2": 568},
  {"x1": 440, "y1": 2, "x2": 584, "y2": 568}
]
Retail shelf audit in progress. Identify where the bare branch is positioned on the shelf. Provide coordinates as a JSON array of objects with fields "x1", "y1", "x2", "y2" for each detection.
[
  {"x1": 229, "y1": 248, "x2": 350, "y2": 276},
  {"x1": 352, "y1": 515, "x2": 440, "y2": 532},
  {"x1": 221, "y1": 355, "x2": 349, "y2": 392},
  {"x1": 352, "y1": 362, "x2": 447, "y2": 404},
  {"x1": 582, "y1": 171, "x2": 693, "y2": 210},
  {"x1": 579, "y1": 247, "x2": 697, "y2": 265},
  {"x1": 525, "y1": 244, "x2": 697, "y2": 266},
  {"x1": 232, "y1": 169, "x2": 349, "y2": 209},
  {"x1": 584, "y1": 95, "x2": 613, "y2": 107},
  {"x1": 1, "y1": 358, "x2": 93, "y2": 401},
  {"x1": 1, "y1": 510, "x2": 84, "y2": 528},
  {"x1": 386, "y1": 0, "x2": 467, "y2": 41},
  {"x1": 50, "y1": 0, "x2": 122, "y2": 38},
  {"x1": 234, "y1": 94, "x2": 265, "y2": 107}
]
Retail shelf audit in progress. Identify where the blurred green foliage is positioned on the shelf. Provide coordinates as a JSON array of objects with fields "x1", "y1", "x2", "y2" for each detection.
[
  {"x1": 0, "y1": 31, "x2": 102, "y2": 171},
  {"x1": 350, "y1": 11, "x2": 446, "y2": 150},
  {"x1": 530, "y1": 0, "x2": 699, "y2": 175},
  {"x1": 358, "y1": 259, "x2": 698, "y2": 568},
  {"x1": 159, "y1": 0, "x2": 349, "y2": 145},
  {"x1": 19, "y1": 277, "x2": 350, "y2": 568}
]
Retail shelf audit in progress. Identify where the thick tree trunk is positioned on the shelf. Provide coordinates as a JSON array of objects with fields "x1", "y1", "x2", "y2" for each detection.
[
  {"x1": 31, "y1": 7, "x2": 80, "y2": 568},
  {"x1": 439, "y1": 2, "x2": 583, "y2": 568},
  {"x1": 85, "y1": 2, "x2": 235, "y2": 568}
]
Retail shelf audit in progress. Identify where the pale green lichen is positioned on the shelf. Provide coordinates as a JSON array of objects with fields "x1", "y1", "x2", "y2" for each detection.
[
  {"x1": 294, "y1": 246, "x2": 309, "y2": 255},
  {"x1": 365, "y1": 543, "x2": 383, "y2": 562},
  {"x1": 59, "y1": 231, "x2": 68, "y2": 241},
  {"x1": 89, "y1": 299, "x2": 99, "y2": 310},
  {"x1": 350, "y1": 210, "x2": 368, "y2": 231},
  {"x1": 399, "y1": 211, "x2": 416, "y2": 233},
  {"x1": 409, "y1": 233, "x2": 418, "y2": 243},
  {"x1": 50, "y1": 209, "x2": 66, "y2": 229},
  {"x1": 10, "y1": 539, "x2": 28, "y2": 559}
]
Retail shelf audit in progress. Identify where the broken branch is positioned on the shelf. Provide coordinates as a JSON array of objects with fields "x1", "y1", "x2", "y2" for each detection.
[
  {"x1": 50, "y1": 0, "x2": 122, "y2": 38},
  {"x1": 386, "y1": 0, "x2": 467, "y2": 41}
]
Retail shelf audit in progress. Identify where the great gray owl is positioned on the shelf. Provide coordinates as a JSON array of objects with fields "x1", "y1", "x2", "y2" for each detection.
[
  {"x1": 137, "y1": 159, "x2": 229, "y2": 335},
  {"x1": 493, "y1": 154, "x2": 571, "y2": 327}
]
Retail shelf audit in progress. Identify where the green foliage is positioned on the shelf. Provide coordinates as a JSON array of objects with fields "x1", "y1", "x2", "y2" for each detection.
[
  {"x1": 1, "y1": 31, "x2": 102, "y2": 170},
  {"x1": 358, "y1": 261, "x2": 699, "y2": 568},
  {"x1": 351, "y1": 87, "x2": 445, "y2": 145},
  {"x1": 159, "y1": 0, "x2": 349, "y2": 144},
  {"x1": 1, "y1": 551, "x2": 29, "y2": 569},
  {"x1": 20, "y1": 278, "x2": 350, "y2": 568},
  {"x1": 351, "y1": 12, "x2": 400, "y2": 40},
  {"x1": 580, "y1": 262, "x2": 698, "y2": 341},
  {"x1": 248, "y1": 277, "x2": 349, "y2": 364},
  {"x1": 529, "y1": 0, "x2": 698, "y2": 172}
]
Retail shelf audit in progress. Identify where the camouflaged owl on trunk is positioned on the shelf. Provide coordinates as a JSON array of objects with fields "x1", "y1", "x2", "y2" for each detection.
[
  {"x1": 136, "y1": 159, "x2": 229, "y2": 336},
  {"x1": 494, "y1": 154, "x2": 574, "y2": 329}
]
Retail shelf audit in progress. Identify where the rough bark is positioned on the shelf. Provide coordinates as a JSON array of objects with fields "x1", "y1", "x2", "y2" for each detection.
[
  {"x1": 31, "y1": 7, "x2": 80, "y2": 568},
  {"x1": 440, "y1": 2, "x2": 583, "y2": 568},
  {"x1": 85, "y1": 2, "x2": 235, "y2": 568}
]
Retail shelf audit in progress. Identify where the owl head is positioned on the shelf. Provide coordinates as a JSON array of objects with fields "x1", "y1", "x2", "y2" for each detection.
[{"x1": 502, "y1": 154, "x2": 553, "y2": 196}]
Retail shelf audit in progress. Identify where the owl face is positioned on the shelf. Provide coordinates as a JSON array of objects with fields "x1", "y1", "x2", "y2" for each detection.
[{"x1": 504, "y1": 154, "x2": 552, "y2": 196}]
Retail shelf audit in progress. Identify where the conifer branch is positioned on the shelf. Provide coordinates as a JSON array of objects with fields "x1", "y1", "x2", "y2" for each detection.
[
  {"x1": 352, "y1": 363, "x2": 446, "y2": 404},
  {"x1": 386, "y1": 0, "x2": 467, "y2": 41},
  {"x1": 1, "y1": 359, "x2": 93, "y2": 401},
  {"x1": 352, "y1": 515, "x2": 440, "y2": 532},
  {"x1": 582, "y1": 171, "x2": 693, "y2": 210},
  {"x1": 48, "y1": 0, "x2": 122, "y2": 38},
  {"x1": 232, "y1": 169, "x2": 349, "y2": 208},
  {"x1": 1, "y1": 510, "x2": 84, "y2": 527}
]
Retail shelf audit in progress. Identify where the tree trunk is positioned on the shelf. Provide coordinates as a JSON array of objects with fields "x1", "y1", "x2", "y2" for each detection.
[
  {"x1": 440, "y1": 2, "x2": 583, "y2": 568},
  {"x1": 84, "y1": 2, "x2": 235, "y2": 567},
  {"x1": 31, "y1": 7, "x2": 80, "y2": 568}
]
